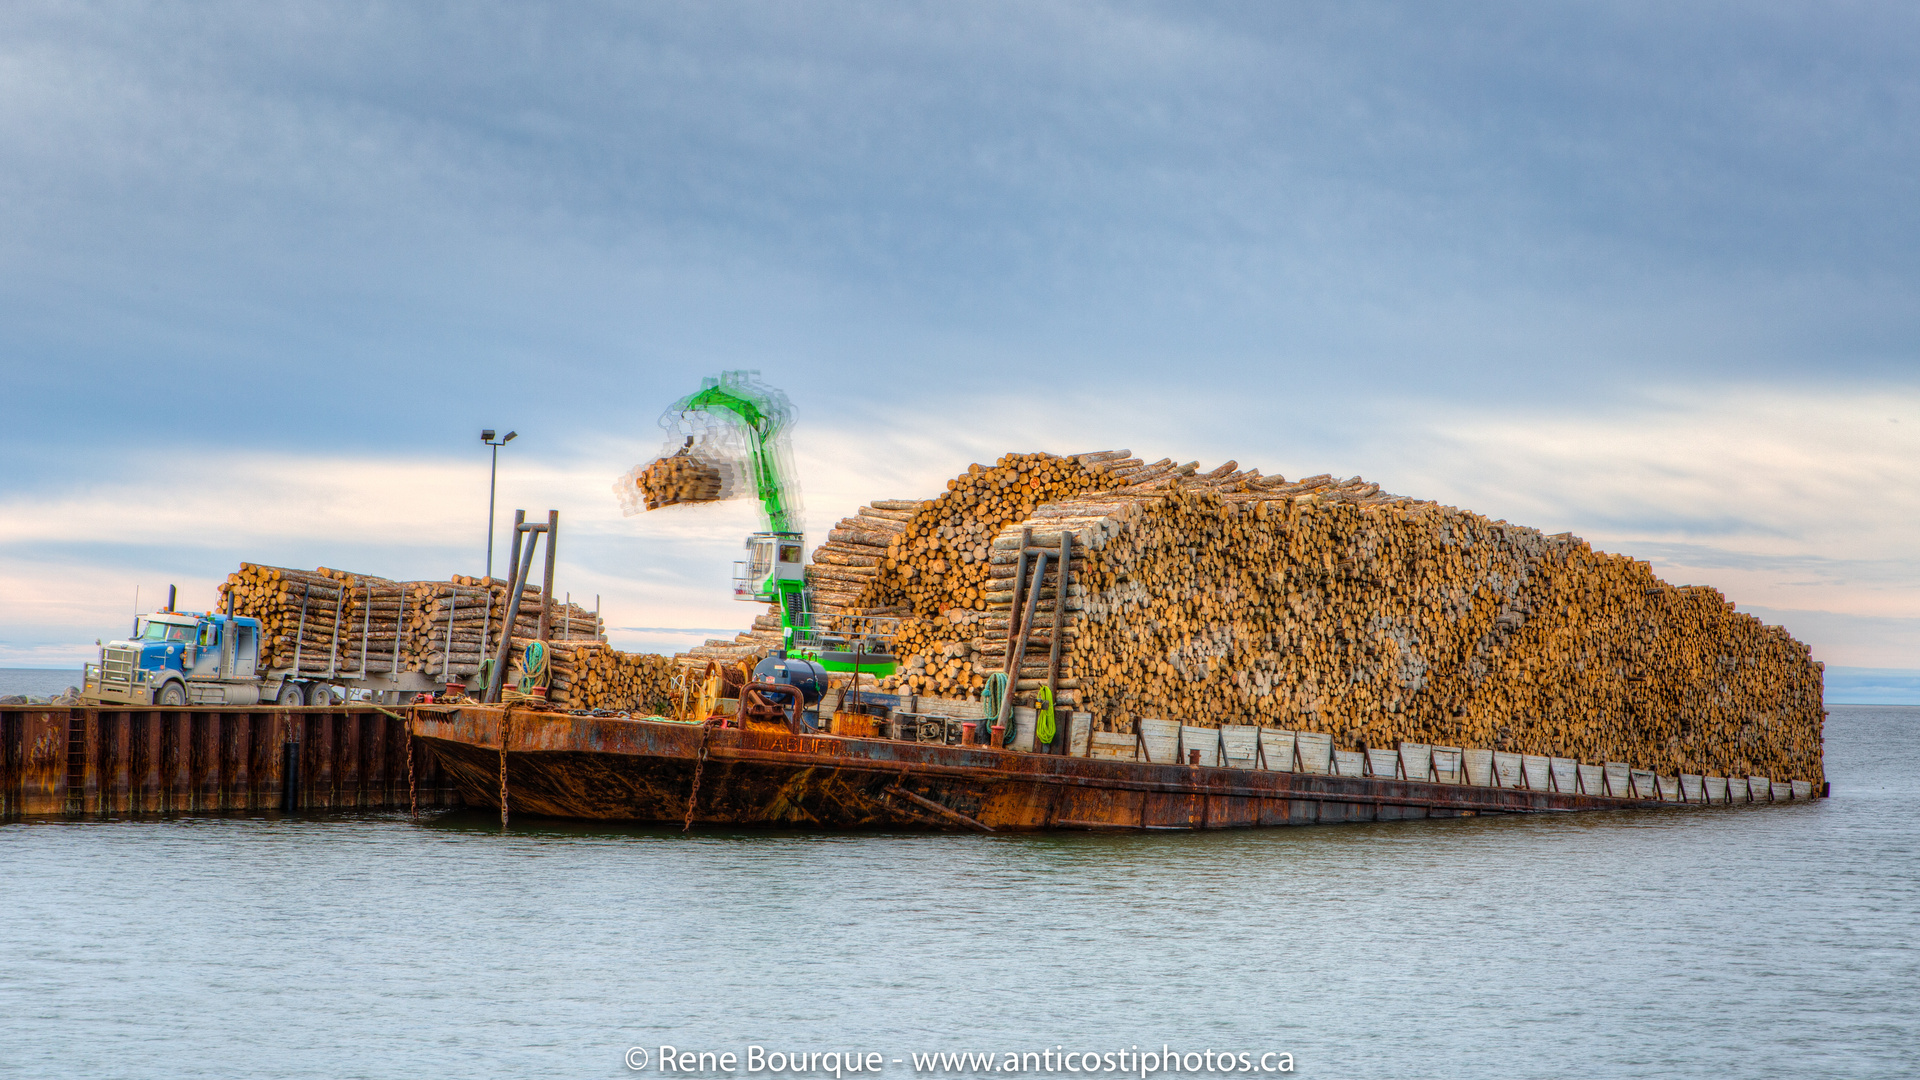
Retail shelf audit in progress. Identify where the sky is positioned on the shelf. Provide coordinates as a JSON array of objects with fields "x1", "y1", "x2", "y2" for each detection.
[{"x1": 1, "y1": 1, "x2": 1915, "y2": 700}]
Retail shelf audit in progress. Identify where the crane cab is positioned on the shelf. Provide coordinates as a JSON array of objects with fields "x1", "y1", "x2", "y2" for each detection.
[{"x1": 734, "y1": 531, "x2": 806, "y2": 603}]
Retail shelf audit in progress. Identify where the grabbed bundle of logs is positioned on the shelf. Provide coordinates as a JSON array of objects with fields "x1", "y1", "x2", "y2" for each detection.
[
  {"x1": 836, "y1": 451, "x2": 1823, "y2": 787},
  {"x1": 633, "y1": 449, "x2": 727, "y2": 510}
]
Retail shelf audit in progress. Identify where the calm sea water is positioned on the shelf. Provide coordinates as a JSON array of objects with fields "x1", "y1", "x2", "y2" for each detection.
[
  {"x1": 1, "y1": 706, "x2": 1914, "y2": 1079},
  {"x1": 0, "y1": 667, "x2": 86, "y2": 699}
]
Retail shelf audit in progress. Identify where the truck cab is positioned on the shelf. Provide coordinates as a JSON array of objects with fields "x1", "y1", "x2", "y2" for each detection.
[{"x1": 83, "y1": 611, "x2": 264, "y2": 706}]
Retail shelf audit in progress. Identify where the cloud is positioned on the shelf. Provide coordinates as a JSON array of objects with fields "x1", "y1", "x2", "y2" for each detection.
[
  {"x1": 1824, "y1": 667, "x2": 1920, "y2": 706},
  {"x1": 4, "y1": 383, "x2": 1915, "y2": 673},
  {"x1": 2, "y1": 4, "x2": 1916, "y2": 681},
  {"x1": 1741, "y1": 611, "x2": 1920, "y2": 672},
  {"x1": 5, "y1": 1, "x2": 1920, "y2": 471}
]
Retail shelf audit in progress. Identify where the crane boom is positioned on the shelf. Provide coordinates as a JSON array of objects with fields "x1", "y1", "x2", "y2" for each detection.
[{"x1": 674, "y1": 380, "x2": 800, "y2": 534}]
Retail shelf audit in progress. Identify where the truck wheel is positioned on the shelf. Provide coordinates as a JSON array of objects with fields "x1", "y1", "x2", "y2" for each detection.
[
  {"x1": 157, "y1": 682, "x2": 187, "y2": 707},
  {"x1": 306, "y1": 683, "x2": 334, "y2": 707},
  {"x1": 276, "y1": 683, "x2": 305, "y2": 706}
]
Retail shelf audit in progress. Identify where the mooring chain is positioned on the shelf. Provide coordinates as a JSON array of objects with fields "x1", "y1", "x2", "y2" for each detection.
[
  {"x1": 405, "y1": 713, "x2": 418, "y2": 820},
  {"x1": 498, "y1": 707, "x2": 512, "y2": 829},
  {"x1": 683, "y1": 726, "x2": 712, "y2": 833}
]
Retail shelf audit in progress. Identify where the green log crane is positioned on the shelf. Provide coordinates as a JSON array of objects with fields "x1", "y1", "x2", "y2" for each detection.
[{"x1": 636, "y1": 372, "x2": 895, "y2": 675}]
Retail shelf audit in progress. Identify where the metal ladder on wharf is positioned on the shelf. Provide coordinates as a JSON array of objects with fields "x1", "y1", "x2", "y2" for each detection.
[{"x1": 65, "y1": 713, "x2": 87, "y2": 814}]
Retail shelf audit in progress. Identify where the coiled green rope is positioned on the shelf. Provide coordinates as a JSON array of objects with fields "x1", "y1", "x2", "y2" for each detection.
[
  {"x1": 981, "y1": 672, "x2": 1009, "y2": 745},
  {"x1": 1035, "y1": 684, "x2": 1056, "y2": 747},
  {"x1": 517, "y1": 640, "x2": 548, "y2": 695}
]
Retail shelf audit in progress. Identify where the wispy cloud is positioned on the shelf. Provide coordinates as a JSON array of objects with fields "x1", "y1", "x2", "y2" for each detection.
[{"x1": 3, "y1": 385, "x2": 1913, "y2": 669}]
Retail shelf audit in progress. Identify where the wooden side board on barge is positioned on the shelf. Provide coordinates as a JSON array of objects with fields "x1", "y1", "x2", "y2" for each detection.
[
  {"x1": 407, "y1": 705, "x2": 1821, "y2": 831},
  {"x1": 1, "y1": 706, "x2": 464, "y2": 819}
]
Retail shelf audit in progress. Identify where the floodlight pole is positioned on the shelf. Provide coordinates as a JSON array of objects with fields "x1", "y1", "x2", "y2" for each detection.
[
  {"x1": 482, "y1": 429, "x2": 518, "y2": 579},
  {"x1": 486, "y1": 441, "x2": 499, "y2": 578}
]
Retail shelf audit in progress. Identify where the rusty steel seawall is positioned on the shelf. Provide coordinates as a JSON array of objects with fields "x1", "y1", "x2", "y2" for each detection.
[{"x1": 0, "y1": 707, "x2": 465, "y2": 819}]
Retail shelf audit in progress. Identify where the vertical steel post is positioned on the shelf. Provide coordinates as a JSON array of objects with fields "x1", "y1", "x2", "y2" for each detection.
[
  {"x1": 487, "y1": 510, "x2": 524, "y2": 692},
  {"x1": 479, "y1": 585, "x2": 492, "y2": 683},
  {"x1": 292, "y1": 587, "x2": 308, "y2": 675},
  {"x1": 997, "y1": 528, "x2": 1034, "y2": 734},
  {"x1": 537, "y1": 511, "x2": 558, "y2": 643},
  {"x1": 327, "y1": 583, "x2": 342, "y2": 679},
  {"x1": 505, "y1": 510, "x2": 525, "y2": 590},
  {"x1": 281, "y1": 738, "x2": 300, "y2": 812},
  {"x1": 358, "y1": 582, "x2": 371, "y2": 677},
  {"x1": 1047, "y1": 531, "x2": 1070, "y2": 753},
  {"x1": 392, "y1": 590, "x2": 405, "y2": 676},
  {"x1": 442, "y1": 589, "x2": 457, "y2": 681},
  {"x1": 486, "y1": 527, "x2": 543, "y2": 703}
]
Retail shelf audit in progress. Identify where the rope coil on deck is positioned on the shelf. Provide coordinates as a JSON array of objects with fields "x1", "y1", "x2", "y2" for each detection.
[{"x1": 981, "y1": 672, "x2": 1008, "y2": 745}]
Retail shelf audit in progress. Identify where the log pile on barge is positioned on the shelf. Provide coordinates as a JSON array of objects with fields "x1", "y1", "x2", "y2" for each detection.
[{"x1": 799, "y1": 451, "x2": 1823, "y2": 787}]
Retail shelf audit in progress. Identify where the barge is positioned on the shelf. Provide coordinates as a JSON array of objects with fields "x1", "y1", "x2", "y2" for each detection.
[{"x1": 405, "y1": 704, "x2": 1810, "y2": 831}]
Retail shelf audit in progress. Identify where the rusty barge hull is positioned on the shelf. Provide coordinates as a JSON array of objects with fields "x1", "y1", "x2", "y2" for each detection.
[{"x1": 411, "y1": 706, "x2": 1672, "y2": 831}]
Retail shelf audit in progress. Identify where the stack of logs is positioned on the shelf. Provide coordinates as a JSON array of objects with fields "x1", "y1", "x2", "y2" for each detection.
[
  {"x1": 633, "y1": 451, "x2": 727, "y2": 509},
  {"x1": 801, "y1": 499, "x2": 922, "y2": 616},
  {"x1": 213, "y1": 565, "x2": 350, "y2": 675},
  {"x1": 506, "y1": 640, "x2": 676, "y2": 713},
  {"x1": 416, "y1": 575, "x2": 603, "y2": 678},
  {"x1": 216, "y1": 564, "x2": 417, "y2": 675},
  {"x1": 843, "y1": 452, "x2": 1824, "y2": 785},
  {"x1": 809, "y1": 451, "x2": 1185, "y2": 696},
  {"x1": 217, "y1": 565, "x2": 606, "y2": 679}
]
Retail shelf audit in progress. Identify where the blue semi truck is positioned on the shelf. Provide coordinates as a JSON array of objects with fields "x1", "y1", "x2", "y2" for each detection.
[{"x1": 81, "y1": 596, "x2": 436, "y2": 707}]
